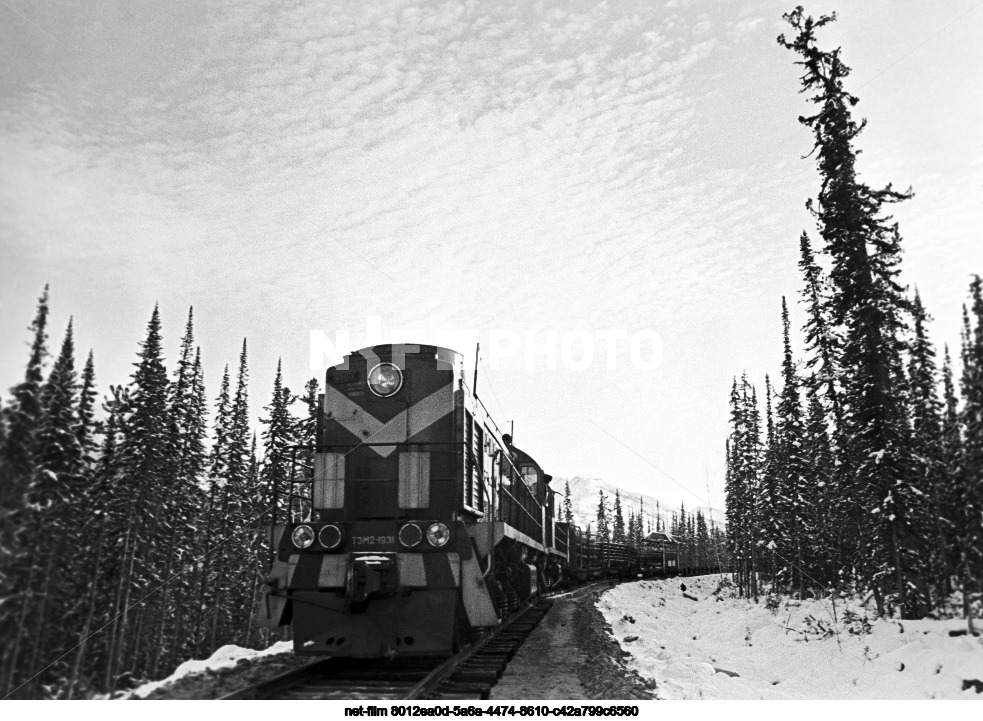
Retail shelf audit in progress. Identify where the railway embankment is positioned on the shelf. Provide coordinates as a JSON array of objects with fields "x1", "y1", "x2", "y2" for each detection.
[{"x1": 600, "y1": 574, "x2": 983, "y2": 699}]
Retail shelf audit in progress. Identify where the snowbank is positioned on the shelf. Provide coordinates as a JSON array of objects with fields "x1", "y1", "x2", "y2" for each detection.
[
  {"x1": 127, "y1": 641, "x2": 293, "y2": 699},
  {"x1": 599, "y1": 575, "x2": 983, "y2": 699}
]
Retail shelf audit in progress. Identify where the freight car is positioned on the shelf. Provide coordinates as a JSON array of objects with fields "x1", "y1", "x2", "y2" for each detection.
[{"x1": 639, "y1": 531, "x2": 680, "y2": 577}]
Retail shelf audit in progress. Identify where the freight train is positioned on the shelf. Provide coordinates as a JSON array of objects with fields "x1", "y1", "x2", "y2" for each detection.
[{"x1": 259, "y1": 344, "x2": 701, "y2": 658}]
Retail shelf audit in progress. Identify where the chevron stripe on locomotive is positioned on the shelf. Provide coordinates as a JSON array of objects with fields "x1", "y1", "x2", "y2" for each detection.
[{"x1": 259, "y1": 344, "x2": 684, "y2": 658}]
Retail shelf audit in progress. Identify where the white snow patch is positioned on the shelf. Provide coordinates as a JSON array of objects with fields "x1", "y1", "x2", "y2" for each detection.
[
  {"x1": 599, "y1": 575, "x2": 983, "y2": 699},
  {"x1": 127, "y1": 641, "x2": 293, "y2": 698}
]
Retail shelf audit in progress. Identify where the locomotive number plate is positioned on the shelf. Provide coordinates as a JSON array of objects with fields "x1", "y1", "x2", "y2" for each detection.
[{"x1": 351, "y1": 535, "x2": 395, "y2": 547}]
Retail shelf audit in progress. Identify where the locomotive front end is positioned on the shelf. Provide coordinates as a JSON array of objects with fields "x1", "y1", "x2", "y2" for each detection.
[{"x1": 261, "y1": 344, "x2": 496, "y2": 657}]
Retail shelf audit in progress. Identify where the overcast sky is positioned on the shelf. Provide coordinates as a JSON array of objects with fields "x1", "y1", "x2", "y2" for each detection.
[{"x1": 1, "y1": 0, "x2": 981, "y2": 513}]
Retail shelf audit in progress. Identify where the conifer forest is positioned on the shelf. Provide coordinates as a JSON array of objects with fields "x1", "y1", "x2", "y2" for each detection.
[
  {"x1": 0, "y1": 300, "x2": 320, "y2": 698},
  {"x1": 723, "y1": 9, "x2": 983, "y2": 622},
  {"x1": 0, "y1": 4, "x2": 980, "y2": 702}
]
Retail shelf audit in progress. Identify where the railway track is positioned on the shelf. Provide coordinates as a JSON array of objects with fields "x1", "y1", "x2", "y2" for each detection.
[{"x1": 220, "y1": 597, "x2": 554, "y2": 700}]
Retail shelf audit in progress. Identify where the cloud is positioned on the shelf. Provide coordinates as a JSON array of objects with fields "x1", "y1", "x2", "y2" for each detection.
[{"x1": 1, "y1": 0, "x2": 979, "y2": 507}]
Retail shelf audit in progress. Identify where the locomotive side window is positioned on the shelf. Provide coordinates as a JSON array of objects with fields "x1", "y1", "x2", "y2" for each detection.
[
  {"x1": 500, "y1": 460, "x2": 512, "y2": 490},
  {"x1": 520, "y1": 464, "x2": 537, "y2": 490}
]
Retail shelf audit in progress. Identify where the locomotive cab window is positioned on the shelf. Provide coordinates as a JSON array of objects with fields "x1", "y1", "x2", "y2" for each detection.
[{"x1": 520, "y1": 464, "x2": 537, "y2": 489}]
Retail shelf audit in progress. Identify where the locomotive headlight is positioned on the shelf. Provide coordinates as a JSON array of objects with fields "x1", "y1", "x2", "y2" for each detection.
[
  {"x1": 367, "y1": 363, "x2": 403, "y2": 397},
  {"x1": 426, "y1": 522, "x2": 451, "y2": 548},
  {"x1": 398, "y1": 522, "x2": 423, "y2": 548},
  {"x1": 318, "y1": 524, "x2": 343, "y2": 550},
  {"x1": 291, "y1": 524, "x2": 315, "y2": 549}
]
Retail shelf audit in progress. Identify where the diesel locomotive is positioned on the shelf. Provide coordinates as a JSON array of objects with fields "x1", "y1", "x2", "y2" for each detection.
[{"x1": 259, "y1": 343, "x2": 687, "y2": 658}]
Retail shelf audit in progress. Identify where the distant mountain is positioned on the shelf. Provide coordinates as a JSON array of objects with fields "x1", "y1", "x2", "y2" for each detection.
[{"x1": 550, "y1": 475, "x2": 725, "y2": 533}]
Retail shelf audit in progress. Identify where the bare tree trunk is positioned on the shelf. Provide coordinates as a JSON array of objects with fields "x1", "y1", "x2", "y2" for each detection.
[
  {"x1": 149, "y1": 520, "x2": 180, "y2": 679},
  {"x1": 105, "y1": 504, "x2": 138, "y2": 693},
  {"x1": 25, "y1": 552, "x2": 58, "y2": 697},
  {"x1": 964, "y1": 572, "x2": 978, "y2": 637},
  {"x1": 797, "y1": 539, "x2": 804, "y2": 599},
  {"x1": 3, "y1": 547, "x2": 40, "y2": 697},
  {"x1": 193, "y1": 485, "x2": 217, "y2": 657},
  {"x1": 66, "y1": 523, "x2": 107, "y2": 699}
]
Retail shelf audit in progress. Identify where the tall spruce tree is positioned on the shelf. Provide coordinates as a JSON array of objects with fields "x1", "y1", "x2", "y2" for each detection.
[
  {"x1": 775, "y1": 297, "x2": 809, "y2": 596},
  {"x1": 759, "y1": 373, "x2": 783, "y2": 584},
  {"x1": 194, "y1": 365, "x2": 232, "y2": 656},
  {"x1": 26, "y1": 320, "x2": 84, "y2": 693},
  {"x1": 563, "y1": 479, "x2": 573, "y2": 524},
  {"x1": 907, "y1": 290, "x2": 952, "y2": 608},
  {"x1": 612, "y1": 489, "x2": 625, "y2": 543},
  {"x1": 780, "y1": 7, "x2": 920, "y2": 617},
  {"x1": 105, "y1": 305, "x2": 173, "y2": 691},
  {"x1": 260, "y1": 359, "x2": 299, "y2": 518},
  {"x1": 76, "y1": 351, "x2": 98, "y2": 469},
  {"x1": 596, "y1": 490, "x2": 610, "y2": 543},
  {"x1": 956, "y1": 277, "x2": 983, "y2": 632},
  {"x1": 0, "y1": 286, "x2": 51, "y2": 697}
]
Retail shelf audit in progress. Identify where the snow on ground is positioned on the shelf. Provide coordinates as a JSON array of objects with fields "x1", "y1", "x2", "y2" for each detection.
[
  {"x1": 599, "y1": 575, "x2": 983, "y2": 700},
  {"x1": 126, "y1": 641, "x2": 293, "y2": 699}
]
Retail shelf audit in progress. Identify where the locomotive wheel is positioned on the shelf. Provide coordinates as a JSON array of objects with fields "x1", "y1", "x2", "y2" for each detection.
[
  {"x1": 497, "y1": 577, "x2": 519, "y2": 612},
  {"x1": 510, "y1": 561, "x2": 531, "y2": 603}
]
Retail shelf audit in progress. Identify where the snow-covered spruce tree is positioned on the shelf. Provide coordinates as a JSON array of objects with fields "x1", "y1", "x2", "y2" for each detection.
[
  {"x1": 193, "y1": 364, "x2": 232, "y2": 657},
  {"x1": 76, "y1": 351, "x2": 98, "y2": 470},
  {"x1": 104, "y1": 306, "x2": 173, "y2": 691},
  {"x1": 26, "y1": 320, "x2": 85, "y2": 695},
  {"x1": 676, "y1": 501, "x2": 689, "y2": 569},
  {"x1": 563, "y1": 479, "x2": 573, "y2": 524},
  {"x1": 696, "y1": 511, "x2": 710, "y2": 571},
  {"x1": 758, "y1": 374, "x2": 782, "y2": 585},
  {"x1": 296, "y1": 376, "x2": 320, "y2": 479},
  {"x1": 775, "y1": 297, "x2": 811, "y2": 597},
  {"x1": 729, "y1": 377, "x2": 763, "y2": 599},
  {"x1": 939, "y1": 346, "x2": 966, "y2": 604},
  {"x1": 216, "y1": 339, "x2": 261, "y2": 649},
  {"x1": 261, "y1": 359, "x2": 299, "y2": 524},
  {"x1": 595, "y1": 490, "x2": 609, "y2": 543},
  {"x1": 207, "y1": 342, "x2": 255, "y2": 652},
  {"x1": 779, "y1": 8, "x2": 921, "y2": 617},
  {"x1": 0, "y1": 287, "x2": 50, "y2": 698},
  {"x1": 907, "y1": 291, "x2": 953, "y2": 609},
  {"x1": 612, "y1": 489, "x2": 625, "y2": 543},
  {"x1": 802, "y1": 382, "x2": 834, "y2": 587},
  {"x1": 798, "y1": 233, "x2": 843, "y2": 427},
  {"x1": 149, "y1": 309, "x2": 210, "y2": 678},
  {"x1": 798, "y1": 232, "x2": 851, "y2": 585},
  {"x1": 940, "y1": 345, "x2": 962, "y2": 540},
  {"x1": 242, "y1": 431, "x2": 264, "y2": 647},
  {"x1": 66, "y1": 390, "x2": 124, "y2": 699},
  {"x1": 957, "y1": 278, "x2": 983, "y2": 631},
  {"x1": 725, "y1": 381, "x2": 747, "y2": 594}
]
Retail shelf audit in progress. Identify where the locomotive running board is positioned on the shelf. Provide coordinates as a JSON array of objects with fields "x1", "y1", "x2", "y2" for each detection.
[{"x1": 466, "y1": 521, "x2": 545, "y2": 557}]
